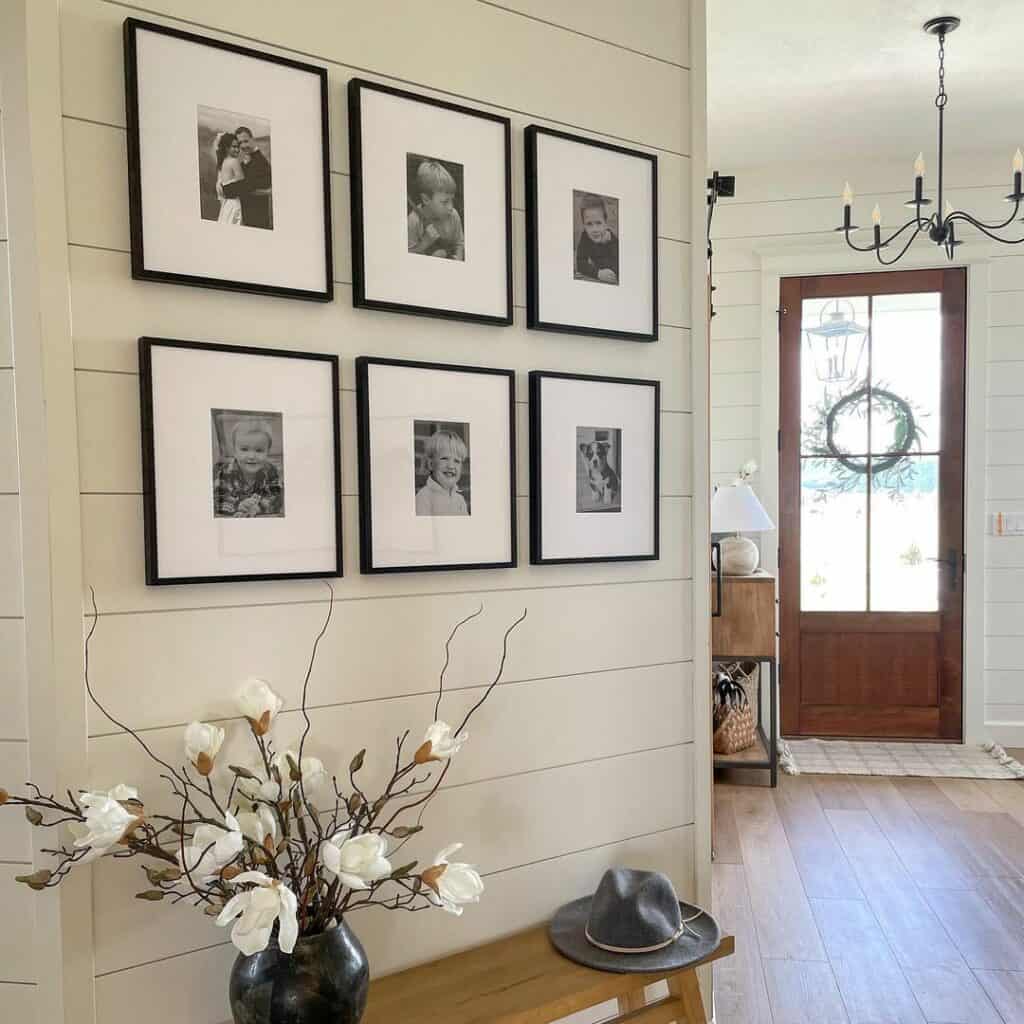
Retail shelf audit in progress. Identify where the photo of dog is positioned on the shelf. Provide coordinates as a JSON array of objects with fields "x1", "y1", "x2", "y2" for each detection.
[{"x1": 576, "y1": 427, "x2": 622, "y2": 513}]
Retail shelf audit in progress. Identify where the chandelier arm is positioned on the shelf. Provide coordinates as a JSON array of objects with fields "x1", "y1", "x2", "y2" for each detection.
[
  {"x1": 945, "y1": 215, "x2": 1024, "y2": 245},
  {"x1": 946, "y1": 199, "x2": 1021, "y2": 233},
  {"x1": 878, "y1": 217, "x2": 924, "y2": 249},
  {"x1": 875, "y1": 226, "x2": 924, "y2": 266},
  {"x1": 841, "y1": 227, "x2": 880, "y2": 254}
]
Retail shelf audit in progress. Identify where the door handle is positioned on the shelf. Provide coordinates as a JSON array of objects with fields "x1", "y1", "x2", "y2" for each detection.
[
  {"x1": 711, "y1": 542, "x2": 723, "y2": 617},
  {"x1": 926, "y1": 548, "x2": 959, "y2": 590}
]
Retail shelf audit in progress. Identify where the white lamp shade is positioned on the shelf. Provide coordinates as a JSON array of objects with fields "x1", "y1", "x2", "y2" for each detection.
[{"x1": 711, "y1": 483, "x2": 775, "y2": 533}]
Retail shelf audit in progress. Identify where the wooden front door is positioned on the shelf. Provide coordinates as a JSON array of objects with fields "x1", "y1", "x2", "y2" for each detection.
[{"x1": 779, "y1": 269, "x2": 966, "y2": 740}]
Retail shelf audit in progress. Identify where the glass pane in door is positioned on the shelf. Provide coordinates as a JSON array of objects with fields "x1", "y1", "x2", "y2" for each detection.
[
  {"x1": 870, "y1": 457, "x2": 940, "y2": 612},
  {"x1": 801, "y1": 458, "x2": 867, "y2": 611}
]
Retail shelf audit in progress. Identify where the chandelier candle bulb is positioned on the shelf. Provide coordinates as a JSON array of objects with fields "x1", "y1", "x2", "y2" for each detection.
[{"x1": 914, "y1": 152, "x2": 926, "y2": 177}]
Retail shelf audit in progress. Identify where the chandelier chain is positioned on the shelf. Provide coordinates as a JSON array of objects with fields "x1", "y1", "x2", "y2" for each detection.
[{"x1": 935, "y1": 31, "x2": 948, "y2": 108}]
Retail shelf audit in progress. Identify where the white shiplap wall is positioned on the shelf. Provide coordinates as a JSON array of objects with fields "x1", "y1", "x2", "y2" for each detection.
[
  {"x1": 709, "y1": 152, "x2": 1024, "y2": 744},
  {"x1": 0, "y1": 3, "x2": 702, "y2": 1023},
  {"x1": 0, "y1": 77, "x2": 38, "y2": 1020}
]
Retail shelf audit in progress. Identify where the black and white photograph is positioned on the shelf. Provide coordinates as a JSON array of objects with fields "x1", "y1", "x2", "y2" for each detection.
[
  {"x1": 211, "y1": 408, "x2": 285, "y2": 518},
  {"x1": 124, "y1": 18, "x2": 332, "y2": 301},
  {"x1": 576, "y1": 427, "x2": 622, "y2": 513},
  {"x1": 349, "y1": 79, "x2": 512, "y2": 324},
  {"x1": 407, "y1": 155, "x2": 465, "y2": 261},
  {"x1": 414, "y1": 421, "x2": 471, "y2": 516},
  {"x1": 140, "y1": 338, "x2": 341, "y2": 585},
  {"x1": 198, "y1": 106, "x2": 273, "y2": 230},
  {"x1": 573, "y1": 191, "x2": 619, "y2": 285},
  {"x1": 526, "y1": 126, "x2": 657, "y2": 341},
  {"x1": 531, "y1": 371, "x2": 659, "y2": 564},
  {"x1": 356, "y1": 358, "x2": 515, "y2": 572}
]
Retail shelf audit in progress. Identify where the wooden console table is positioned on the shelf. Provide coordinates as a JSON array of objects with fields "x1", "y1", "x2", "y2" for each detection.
[{"x1": 362, "y1": 924, "x2": 734, "y2": 1024}]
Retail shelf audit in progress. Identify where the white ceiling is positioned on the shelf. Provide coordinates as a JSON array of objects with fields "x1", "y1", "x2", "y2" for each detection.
[{"x1": 707, "y1": 1, "x2": 1024, "y2": 168}]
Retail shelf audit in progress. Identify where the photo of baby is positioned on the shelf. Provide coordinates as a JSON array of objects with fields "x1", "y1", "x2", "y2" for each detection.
[
  {"x1": 573, "y1": 190, "x2": 620, "y2": 286},
  {"x1": 407, "y1": 154, "x2": 466, "y2": 261},
  {"x1": 577, "y1": 426, "x2": 622, "y2": 513},
  {"x1": 197, "y1": 105, "x2": 273, "y2": 230},
  {"x1": 414, "y1": 421, "x2": 471, "y2": 516},
  {"x1": 211, "y1": 408, "x2": 285, "y2": 518}
]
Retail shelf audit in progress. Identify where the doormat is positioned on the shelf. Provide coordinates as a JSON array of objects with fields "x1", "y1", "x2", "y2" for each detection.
[{"x1": 778, "y1": 739, "x2": 1024, "y2": 780}]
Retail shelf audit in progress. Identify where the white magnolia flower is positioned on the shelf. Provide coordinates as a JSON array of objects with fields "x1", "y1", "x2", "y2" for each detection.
[
  {"x1": 184, "y1": 721, "x2": 225, "y2": 776},
  {"x1": 236, "y1": 678, "x2": 284, "y2": 736},
  {"x1": 217, "y1": 871, "x2": 299, "y2": 956},
  {"x1": 320, "y1": 830, "x2": 392, "y2": 890},
  {"x1": 271, "y1": 750, "x2": 329, "y2": 795},
  {"x1": 737, "y1": 459, "x2": 758, "y2": 482},
  {"x1": 68, "y1": 786, "x2": 143, "y2": 863},
  {"x1": 423, "y1": 844, "x2": 484, "y2": 916},
  {"x1": 237, "y1": 805, "x2": 278, "y2": 849},
  {"x1": 416, "y1": 720, "x2": 468, "y2": 763},
  {"x1": 179, "y1": 813, "x2": 244, "y2": 884},
  {"x1": 237, "y1": 769, "x2": 279, "y2": 804}
]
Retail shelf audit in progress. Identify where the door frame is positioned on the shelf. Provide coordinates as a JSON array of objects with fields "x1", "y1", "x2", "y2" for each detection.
[{"x1": 754, "y1": 248, "x2": 989, "y2": 745}]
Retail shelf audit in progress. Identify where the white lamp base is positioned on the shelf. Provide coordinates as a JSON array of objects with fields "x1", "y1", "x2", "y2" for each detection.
[{"x1": 720, "y1": 534, "x2": 759, "y2": 576}]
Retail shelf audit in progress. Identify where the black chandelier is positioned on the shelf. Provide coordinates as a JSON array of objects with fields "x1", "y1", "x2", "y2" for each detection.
[{"x1": 838, "y1": 15, "x2": 1024, "y2": 264}]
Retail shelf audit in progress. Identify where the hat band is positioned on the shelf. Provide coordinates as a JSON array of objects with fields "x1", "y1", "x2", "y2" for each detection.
[{"x1": 584, "y1": 921, "x2": 686, "y2": 955}]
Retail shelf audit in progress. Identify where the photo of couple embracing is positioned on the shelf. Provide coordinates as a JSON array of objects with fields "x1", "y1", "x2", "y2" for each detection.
[{"x1": 198, "y1": 105, "x2": 274, "y2": 230}]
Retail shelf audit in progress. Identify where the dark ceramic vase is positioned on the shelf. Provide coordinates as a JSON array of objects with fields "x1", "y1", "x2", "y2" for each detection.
[{"x1": 228, "y1": 921, "x2": 369, "y2": 1024}]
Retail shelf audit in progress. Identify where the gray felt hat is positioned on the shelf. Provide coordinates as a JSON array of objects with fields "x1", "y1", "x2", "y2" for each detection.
[{"x1": 549, "y1": 868, "x2": 720, "y2": 974}]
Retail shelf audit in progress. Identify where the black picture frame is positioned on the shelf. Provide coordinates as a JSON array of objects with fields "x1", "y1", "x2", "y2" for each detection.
[
  {"x1": 356, "y1": 356, "x2": 517, "y2": 573},
  {"x1": 139, "y1": 337, "x2": 343, "y2": 585},
  {"x1": 124, "y1": 18, "x2": 334, "y2": 302},
  {"x1": 525, "y1": 125, "x2": 659, "y2": 342},
  {"x1": 529, "y1": 370, "x2": 660, "y2": 564},
  {"x1": 348, "y1": 78, "x2": 514, "y2": 326}
]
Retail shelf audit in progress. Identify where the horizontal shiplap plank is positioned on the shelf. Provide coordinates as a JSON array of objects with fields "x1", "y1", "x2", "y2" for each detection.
[
  {"x1": 85, "y1": 578, "x2": 692, "y2": 733},
  {"x1": 986, "y1": 536, "x2": 1024, "y2": 568},
  {"x1": 985, "y1": 671, "x2": 1024, "y2": 705},
  {"x1": 987, "y1": 637, "x2": 1024, "y2": 671},
  {"x1": 0, "y1": 244, "x2": 10, "y2": 368},
  {"x1": 987, "y1": 431, "x2": 1024, "y2": 466},
  {"x1": 711, "y1": 403, "x2": 760, "y2": 441},
  {"x1": 94, "y1": 823, "x2": 694, "y2": 1021},
  {"x1": 0, "y1": 371, "x2": 18, "y2": 492},
  {"x1": 991, "y1": 291, "x2": 1024, "y2": 328},
  {"x1": 0, "y1": 984, "x2": 35, "y2": 1020},
  {"x1": 0, "y1": 866, "x2": 35, "y2": 983},
  {"x1": 986, "y1": 568, "x2": 1024, "y2": 602},
  {"x1": 60, "y1": 0, "x2": 689, "y2": 155},
  {"x1": 712, "y1": 439, "x2": 760, "y2": 480},
  {"x1": 986, "y1": 467, "x2": 1024, "y2": 500},
  {"x1": 711, "y1": 303, "x2": 760, "y2": 341},
  {"x1": 712, "y1": 371, "x2": 760, "y2": 408},
  {"x1": 714, "y1": 246, "x2": 761, "y2": 273},
  {"x1": 986, "y1": 604, "x2": 1024, "y2": 637},
  {"x1": 0, "y1": 741, "x2": 31, "y2": 862},
  {"x1": 711, "y1": 337, "x2": 760, "y2": 374},
  {"x1": 987, "y1": 361, "x2": 1024, "y2": 397},
  {"x1": 989, "y1": 326, "x2": 1024, "y2": 362},
  {"x1": 0, "y1": 620, "x2": 27, "y2": 741},
  {"x1": 92, "y1": 744, "x2": 693, "y2": 975},
  {"x1": 989, "y1": 398, "x2": 1024, "y2": 431},
  {"x1": 68, "y1": 247, "x2": 693, "y2": 412},
  {"x1": 985, "y1": 704, "x2": 1024, "y2": 723},
  {"x1": 989, "y1": 257, "x2": 1024, "y2": 293},
  {"x1": 0, "y1": 496, "x2": 23, "y2": 617},
  {"x1": 713, "y1": 271, "x2": 759, "y2": 307},
  {"x1": 479, "y1": 0, "x2": 687, "y2": 66}
]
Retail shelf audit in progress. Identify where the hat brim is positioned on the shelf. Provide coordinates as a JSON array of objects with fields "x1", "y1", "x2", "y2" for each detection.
[{"x1": 548, "y1": 895, "x2": 721, "y2": 974}]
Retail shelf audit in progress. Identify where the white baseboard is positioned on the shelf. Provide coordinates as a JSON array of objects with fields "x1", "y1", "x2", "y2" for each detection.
[{"x1": 985, "y1": 722, "x2": 1024, "y2": 749}]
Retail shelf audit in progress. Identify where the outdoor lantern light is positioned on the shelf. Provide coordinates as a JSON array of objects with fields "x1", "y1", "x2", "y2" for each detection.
[{"x1": 804, "y1": 298, "x2": 868, "y2": 384}]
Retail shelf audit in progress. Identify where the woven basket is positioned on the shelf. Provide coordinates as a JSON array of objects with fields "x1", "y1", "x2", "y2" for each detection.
[{"x1": 712, "y1": 666, "x2": 757, "y2": 755}]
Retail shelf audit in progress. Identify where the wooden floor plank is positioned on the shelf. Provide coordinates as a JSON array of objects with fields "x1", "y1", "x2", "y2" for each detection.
[
  {"x1": 810, "y1": 897, "x2": 927, "y2": 1024},
  {"x1": 711, "y1": 862, "x2": 773, "y2": 1024},
  {"x1": 825, "y1": 809, "x2": 962, "y2": 969},
  {"x1": 975, "y1": 969, "x2": 1024, "y2": 1022},
  {"x1": 935, "y1": 780, "x2": 1005, "y2": 814},
  {"x1": 812, "y1": 776, "x2": 867, "y2": 810},
  {"x1": 852, "y1": 778, "x2": 976, "y2": 891},
  {"x1": 774, "y1": 774, "x2": 863, "y2": 900},
  {"x1": 925, "y1": 890, "x2": 1024, "y2": 971},
  {"x1": 763, "y1": 958, "x2": 849, "y2": 1024},
  {"x1": 977, "y1": 779, "x2": 1024, "y2": 828},
  {"x1": 730, "y1": 786, "x2": 827, "y2": 962},
  {"x1": 977, "y1": 876, "x2": 1024, "y2": 936},
  {"x1": 901, "y1": 965, "x2": 1004, "y2": 1024},
  {"x1": 713, "y1": 785, "x2": 744, "y2": 865}
]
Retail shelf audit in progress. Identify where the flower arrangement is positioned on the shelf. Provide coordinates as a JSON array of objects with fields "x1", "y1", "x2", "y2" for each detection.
[{"x1": 0, "y1": 590, "x2": 526, "y2": 957}]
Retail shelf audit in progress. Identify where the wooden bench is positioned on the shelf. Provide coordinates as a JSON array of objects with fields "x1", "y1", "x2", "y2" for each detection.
[{"x1": 362, "y1": 924, "x2": 734, "y2": 1024}]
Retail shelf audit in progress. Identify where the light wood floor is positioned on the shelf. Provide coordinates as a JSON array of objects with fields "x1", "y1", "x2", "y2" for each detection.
[{"x1": 712, "y1": 761, "x2": 1024, "y2": 1024}]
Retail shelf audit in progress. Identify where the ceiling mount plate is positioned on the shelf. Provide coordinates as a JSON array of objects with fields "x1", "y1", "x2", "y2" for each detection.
[{"x1": 923, "y1": 15, "x2": 961, "y2": 35}]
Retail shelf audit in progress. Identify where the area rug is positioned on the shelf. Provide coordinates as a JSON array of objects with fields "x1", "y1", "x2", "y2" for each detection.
[{"x1": 778, "y1": 739, "x2": 1024, "y2": 779}]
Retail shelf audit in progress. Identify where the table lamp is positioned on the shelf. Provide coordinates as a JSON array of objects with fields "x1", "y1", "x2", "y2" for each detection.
[{"x1": 711, "y1": 481, "x2": 775, "y2": 575}]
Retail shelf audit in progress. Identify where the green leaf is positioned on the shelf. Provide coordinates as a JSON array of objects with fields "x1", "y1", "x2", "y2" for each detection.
[
  {"x1": 391, "y1": 825, "x2": 423, "y2": 839},
  {"x1": 15, "y1": 869, "x2": 51, "y2": 890},
  {"x1": 349, "y1": 749, "x2": 366, "y2": 774},
  {"x1": 135, "y1": 890, "x2": 166, "y2": 902},
  {"x1": 390, "y1": 861, "x2": 418, "y2": 879},
  {"x1": 24, "y1": 807, "x2": 42, "y2": 827},
  {"x1": 228, "y1": 765, "x2": 258, "y2": 780}
]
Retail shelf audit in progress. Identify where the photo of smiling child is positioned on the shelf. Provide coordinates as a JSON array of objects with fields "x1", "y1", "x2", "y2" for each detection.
[
  {"x1": 573, "y1": 190, "x2": 620, "y2": 286},
  {"x1": 211, "y1": 408, "x2": 285, "y2": 518},
  {"x1": 414, "y1": 421, "x2": 471, "y2": 516},
  {"x1": 407, "y1": 154, "x2": 466, "y2": 261}
]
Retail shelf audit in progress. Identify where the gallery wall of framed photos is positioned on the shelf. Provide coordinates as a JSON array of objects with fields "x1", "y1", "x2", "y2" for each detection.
[{"x1": 0, "y1": 1, "x2": 707, "y2": 1021}]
